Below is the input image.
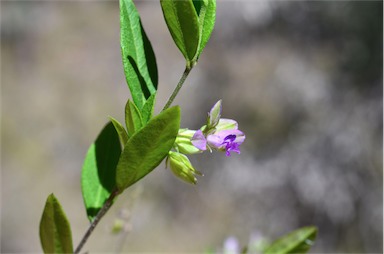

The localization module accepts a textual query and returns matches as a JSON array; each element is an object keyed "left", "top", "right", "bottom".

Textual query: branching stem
[{"left": 74, "top": 64, "right": 193, "bottom": 254}]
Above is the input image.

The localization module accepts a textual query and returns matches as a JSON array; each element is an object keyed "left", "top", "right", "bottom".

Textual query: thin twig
[
  {"left": 74, "top": 189, "right": 120, "bottom": 254},
  {"left": 162, "top": 66, "right": 193, "bottom": 111}
]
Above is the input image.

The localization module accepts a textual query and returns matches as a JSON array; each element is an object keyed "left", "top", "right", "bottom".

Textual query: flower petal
[
  {"left": 215, "top": 129, "right": 245, "bottom": 144},
  {"left": 216, "top": 119, "right": 238, "bottom": 131},
  {"left": 206, "top": 129, "right": 245, "bottom": 156},
  {"left": 191, "top": 130, "right": 207, "bottom": 151},
  {"left": 206, "top": 134, "right": 225, "bottom": 149}
]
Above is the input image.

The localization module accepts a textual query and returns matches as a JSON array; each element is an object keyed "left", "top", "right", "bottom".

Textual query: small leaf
[
  {"left": 109, "top": 116, "right": 129, "bottom": 146},
  {"left": 125, "top": 99, "right": 143, "bottom": 137},
  {"left": 39, "top": 194, "right": 73, "bottom": 254},
  {"left": 120, "top": 0, "right": 158, "bottom": 110},
  {"left": 264, "top": 226, "right": 318, "bottom": 254},
  {"left": 196, "top": 0, "right": 216, "bottom": 57},
  {"left": 141, "top": 92, "right": 156, "bottom": 124},
  {"left": 116, "top": 106, "right": 181, "bottom": 191},
  {"left": 81, "top": 122, "right": 121, "bottom": 221},
  {"left": 160, "top": 0, "right": 200, "bottom": 66}
]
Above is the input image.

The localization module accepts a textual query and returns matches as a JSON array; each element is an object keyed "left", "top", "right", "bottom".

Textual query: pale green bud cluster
[
  {"left": 167, "top": 151, "right": 203, "bottom": 185},
  {"left": 168, "top": 129, "right": 204, "bottom": 184},
  {"left": 174, "top": 129, "right": 202, "bottom": 154}
]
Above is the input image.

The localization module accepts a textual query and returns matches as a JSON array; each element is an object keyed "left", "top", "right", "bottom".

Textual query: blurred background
[{"left": 1, "top": 1, "right": 382, "bottom": 253}]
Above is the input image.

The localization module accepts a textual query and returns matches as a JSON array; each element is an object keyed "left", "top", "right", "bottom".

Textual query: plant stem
[
  {"left": 162, "top": 65, "right": 193, "bottom": 111},
  {"left": 74, "top": 189, "right": 119, "bottom": 254}
]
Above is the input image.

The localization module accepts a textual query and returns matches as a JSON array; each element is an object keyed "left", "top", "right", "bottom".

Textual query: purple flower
[
  {"left": 208, "top": 129, "right": 245, "bottom": 156},
  {"left": 192, "top": 128, "right": 245, "bottom": 156},
  {"left": 189, "top": 100, "right": 245, "bottom": 156},
  {"left": 223, "top": 236, "right": 240, "bottom": 254},
  {"left": 190, "top": 99, "right": 245, "bottom": 156}
]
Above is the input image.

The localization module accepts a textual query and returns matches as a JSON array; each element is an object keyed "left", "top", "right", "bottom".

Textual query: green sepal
[
  {"left": 39, "top": 194, "right": 73, "bottom": 254},
  {"left": 116, "top": 106, "right": 181, "bottom": 191}
]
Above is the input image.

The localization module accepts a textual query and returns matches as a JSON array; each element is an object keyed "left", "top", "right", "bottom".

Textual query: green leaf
[
  {"left": 116, "top": 106, "right": 181, "bottom": 191},
  {"left": 81, "top": 122, "right": 121, "bottom": 221},
  {"left": 39, "top": 194, "right": 73, "bottom": 254},
  {"left": 141, "top": 92, "right": 156, "bottom": 124},
  {"left": 195, "top": 0, "right": 216, "bottom": 57},
  {"left": 160, "top": 0, "right": 200, "bottom": 66},
  {"left": 264, "top": 226, "right": 318, "bottom": 254},
  {"left": 109, "top": 116, "right": 129, "bottom": 146},
  {"left": 125, "top": 99, "right": 143, "bottom": 137},
  {"left": 120, "top": 0, "right": 158, "bottom": 110}
]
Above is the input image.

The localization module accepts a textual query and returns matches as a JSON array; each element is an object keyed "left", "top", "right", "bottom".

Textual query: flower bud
[
  {"left": 207, "top": 99, "right": 222, "bottom": 129},
  {"left": 167, "top": 151, "right": 203, "bottom": 185}
]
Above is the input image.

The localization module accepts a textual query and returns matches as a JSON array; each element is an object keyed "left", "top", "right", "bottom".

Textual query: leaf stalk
[{"left": 162, "top": 65, "right": 193, "bottom": 111}]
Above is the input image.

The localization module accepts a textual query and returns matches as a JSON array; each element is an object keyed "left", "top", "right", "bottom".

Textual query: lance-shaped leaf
[
  {"left": 125, "top": 99, "right": 143, "bottom": 137},
  {"left": 194, "top": 0, "right": 216, "bottom": 57},
  {"left": 39, "top": 194, "right": 73, "bottom": 254},
  {"left": 81, "top": 122, "right": 121, "bottom": 221},
  {"left": 160, "top": 0, "right": 200, "bottom": 67},
  {"left": 116, "top": 106, "right": 180, "bottom": 191},
  {"left": 120, "top": 0, "right": 158, "bottom": 110},
  {"left": 264, "top": 226, "right": 318, "bottom": 254}
]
